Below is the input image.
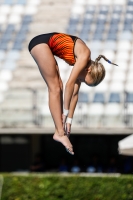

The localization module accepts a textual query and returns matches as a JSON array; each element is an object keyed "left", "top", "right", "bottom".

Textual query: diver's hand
[
  {"left": 66, "top": 117, "right": 72, "bottom": 137},
  {"left": 66, "top": 122, "right": 71, "bottom": 137}
]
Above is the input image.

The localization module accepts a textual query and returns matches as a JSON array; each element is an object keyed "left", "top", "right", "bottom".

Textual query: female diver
[{"left": 28, "top": 32, "right": 118, "bottom": 155}]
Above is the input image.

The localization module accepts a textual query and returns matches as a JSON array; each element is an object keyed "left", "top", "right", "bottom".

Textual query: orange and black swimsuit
[{"left": 28, "top": 32, "right": 78, "bottom": 66}]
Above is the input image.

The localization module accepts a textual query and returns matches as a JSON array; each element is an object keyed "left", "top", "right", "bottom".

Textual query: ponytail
[
  {"left": 89, "top": 55, "right": 118, "bottom": 86},
  {"left": 95, "top": 55, "right": 118, "bottom": 66}
]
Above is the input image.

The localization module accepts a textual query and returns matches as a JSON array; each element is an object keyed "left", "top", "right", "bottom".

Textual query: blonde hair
[{"left": 90, "top": 55, "right": 118, "bottom": 86}]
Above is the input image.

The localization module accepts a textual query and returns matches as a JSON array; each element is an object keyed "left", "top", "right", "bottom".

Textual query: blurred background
[{"left": 0, "top": 0, "right": 133, "bottom": 174}]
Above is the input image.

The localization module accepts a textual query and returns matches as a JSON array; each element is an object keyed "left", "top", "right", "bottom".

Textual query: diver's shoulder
[{"left": 75, "top": 38, "right": 90, "bottom": 57}]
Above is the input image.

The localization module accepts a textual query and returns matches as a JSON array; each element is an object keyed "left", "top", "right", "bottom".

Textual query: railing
[{"left": 0, "top": 89, "right": 133, "bottom": 129}]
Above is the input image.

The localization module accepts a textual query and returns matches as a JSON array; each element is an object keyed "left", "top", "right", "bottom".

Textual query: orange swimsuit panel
[{"left": 48, "top": 33, "right": 78, "bottom": 65}]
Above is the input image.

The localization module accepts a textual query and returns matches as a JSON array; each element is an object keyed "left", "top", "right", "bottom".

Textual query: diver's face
[
  {"left": 84, "top": 72, "right": 95, "bottom": 87},
  {"left": 78, "top": 67, "right": 95, "bottom": 87}
]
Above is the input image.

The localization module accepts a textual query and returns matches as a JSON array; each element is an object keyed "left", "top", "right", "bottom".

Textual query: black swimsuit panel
[{"left": 28, "top": 32, "right": 56, "bottom": 52}]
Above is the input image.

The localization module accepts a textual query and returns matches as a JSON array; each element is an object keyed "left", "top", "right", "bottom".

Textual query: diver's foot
[{"left": 53, "top": 132, "right": 74, "bottom": 155}]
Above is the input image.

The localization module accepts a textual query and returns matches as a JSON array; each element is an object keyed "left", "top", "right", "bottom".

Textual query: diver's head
[{"left": 78, "top": 55, "right": 118, "bottom": 87}]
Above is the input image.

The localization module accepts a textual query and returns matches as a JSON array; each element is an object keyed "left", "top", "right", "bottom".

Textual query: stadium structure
[{"left": 0, "top": 0, "right": 133, "bottom": 172}]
